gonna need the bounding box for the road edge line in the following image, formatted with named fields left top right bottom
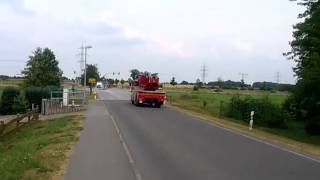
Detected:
left=107, top=109, right=143, bottom=180
left=166, top=105, right=320, bottom=164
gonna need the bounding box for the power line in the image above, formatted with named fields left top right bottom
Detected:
left=200, top=64, right=208, bottom=84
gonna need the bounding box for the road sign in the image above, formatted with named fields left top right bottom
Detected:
left=88, top=78, right=96, bottom=85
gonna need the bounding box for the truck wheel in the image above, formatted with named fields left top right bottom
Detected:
left=134, top=98, right=139, bottom=106
left=156, top=103, right=161, bottom=108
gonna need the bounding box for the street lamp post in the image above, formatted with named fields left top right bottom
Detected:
left=83, top=45, right=92, bottom=89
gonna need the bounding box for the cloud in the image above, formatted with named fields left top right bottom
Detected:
left=0, top=0, right=35, bottom=16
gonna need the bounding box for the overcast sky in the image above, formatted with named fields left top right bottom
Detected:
left=0, top=0, right=302, bottom=84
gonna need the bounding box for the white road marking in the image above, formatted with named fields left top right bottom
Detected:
left=106, top=109, right=143, bottom=180
left=198, top=116, right=320, bottom=164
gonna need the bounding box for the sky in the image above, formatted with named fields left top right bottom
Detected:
left=0, top=0, right=303, bottom=84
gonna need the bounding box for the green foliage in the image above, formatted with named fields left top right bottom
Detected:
left=285, top=0, right=320, bottom=134
left=193, top=85, right=199, bottom=91
left=202, top=100, right=207, bottom=108
left=12, top=93, right=29, bottom=114
left=196, top=78, right=202, bottom=87
left=0, top=86, right=20, bottom=115
left=226, top=95, right=287, bottom=129
left=25, top=86, right=60, bottom=111
left=180, top=80, right=189, bottom=85
left=120, top=79, right=125, bottom=85
left=170, top=77, right=177, bottom=86
left=107, top=78, right=115, bottom=85
left=115, top=79, right=120, bottom=84
left=130, top=69, right=140, bottom=80
left=81, top=64, right=100, bottom=86
left=22, top=47, right=62, bottom=87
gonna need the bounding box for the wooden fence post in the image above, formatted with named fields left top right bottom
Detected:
left=0, top=121, right=4, bottom=135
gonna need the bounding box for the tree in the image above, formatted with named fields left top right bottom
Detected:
left=196, top=78, right=202, bottom=87
left=180, top=80, right=189, bottom=85
left=120, top=79, right=125, bottom=88
left=285, top=0, right=320, bottom=135
left=217, top=77, right=224, bottom=89
left=130, top=69, right=140, bottom=80
left=107, top=79, right=114, bottom=85
left=115, top=79, right=120, bottom=85
left=81, top=64, right=100, bottom=93
left=22, top=47, right=62, bottom=87
left=170, top=77, right=177, bottom=86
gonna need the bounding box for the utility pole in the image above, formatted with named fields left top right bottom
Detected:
left=78, top=44, right=84, bottom=85
left=200, top=64, right=208, bottom=85
left=83, top=45, right=92, bottom=89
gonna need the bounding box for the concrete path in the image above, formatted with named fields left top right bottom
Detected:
left=64, top=100, right=136, bottom=180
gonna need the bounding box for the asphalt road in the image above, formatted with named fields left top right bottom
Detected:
left=66, top=88, right=320, bottom=180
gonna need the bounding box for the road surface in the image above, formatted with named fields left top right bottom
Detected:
left=66, top=88, right=320, bottom=180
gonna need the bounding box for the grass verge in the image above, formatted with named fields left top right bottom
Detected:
left=166, top=89, right=320, bottom=158
left=0, top=115, right=84, bottom=180
left=167, top=104, right=320, bottom=159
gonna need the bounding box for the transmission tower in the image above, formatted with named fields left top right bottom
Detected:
left=200, top=64, right=208, bottom=84
left=239, top=72, right=248, bottom=88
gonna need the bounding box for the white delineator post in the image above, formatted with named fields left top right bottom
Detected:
left=249, top=111, right=254, bottom=131
left=63, top=88, right=68, bottom=106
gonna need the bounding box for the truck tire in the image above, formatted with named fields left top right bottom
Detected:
left=156, top=103, right=161, bottom=108
left=134, top=96, right=139, bottom=106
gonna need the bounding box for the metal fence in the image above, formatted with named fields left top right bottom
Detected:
left=41, top=89, right=86, bottom=115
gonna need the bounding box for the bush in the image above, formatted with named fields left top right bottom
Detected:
left=25, top=86, right=61, bottom=111
left=202, top=100, right=207, bottom=108
left=193, top=85, right=199, bottom=91
left=12, top=93, right=29, bottom=114
left=305, top=115, right=320, bottom=135
left=226, top=95, right=287, bottom=129
left=0, top=86, right=20, bottom=115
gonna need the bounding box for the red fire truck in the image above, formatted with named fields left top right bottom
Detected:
left=130, top=72, right=166, bottom=108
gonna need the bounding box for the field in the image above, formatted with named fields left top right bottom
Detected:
left=166, top=88, right=288, bottom=116
left=0, top=79, right=76, bottom=89
left=165, top=88, right=320, bottom=146
left=0, top=115, right=83, bottom=180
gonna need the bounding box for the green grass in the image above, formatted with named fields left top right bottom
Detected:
left=0, top=79, right=24, bottom=87
left=166, top=88, right=320, bottom=146
left=258, top=121, right=320, bottom=146
left=166, top=88, right=288, bottom=116
left=0, top=115, right=83, bottom=180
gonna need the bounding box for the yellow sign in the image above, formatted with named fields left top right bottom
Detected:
left=88, top=78, right=96, bottom=85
